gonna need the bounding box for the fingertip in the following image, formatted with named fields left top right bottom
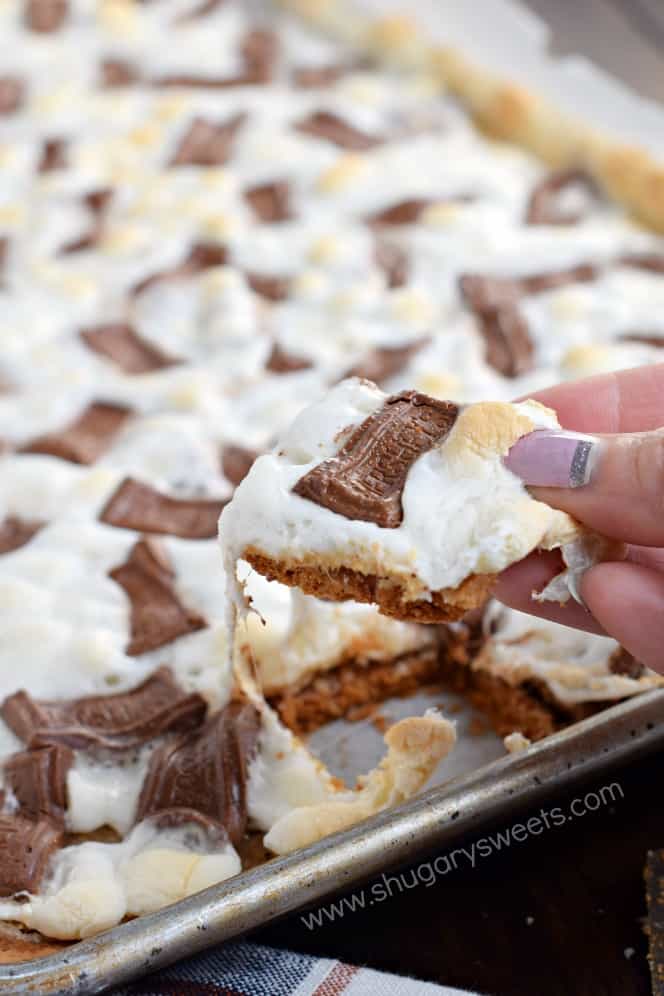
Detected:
left=581, top=561, right=664, bottom=675
left=495, top=550, right=605, bottom=635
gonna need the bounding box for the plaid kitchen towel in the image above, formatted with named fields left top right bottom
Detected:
left=114, top=940, right=481, bottom=995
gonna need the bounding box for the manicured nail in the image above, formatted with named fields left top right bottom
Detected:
left=505, top=430, right=600, bottom=488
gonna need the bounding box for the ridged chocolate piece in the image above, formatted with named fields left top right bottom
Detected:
left=293, top=390, right=459, bottom=528
left=109, top=539, right=208, bottom=655
left=292, top=65, right=347, bottom=88
left=476, top=306, right=534, bottom=378
left=346, top=339, right=429, bottom=386
left=1, top=666, right=207, bottom=749
left=222, top=445, right=259, bottom=487
left=147, top=807, right=230, bottom=848
left=170, top=113, right=246, bottom=167
left=136, top=701, right=261, bottom=846
left=0, top=816, right=62, bottom=898
left=247, top=273, right=291, bottom=303
left=156, top=28, right=278, bottom=87
left=39, top=138, right=67, bottom=172
left=133, top=242, right=228, bottom=296
left=100, top=477, right=226, bottom=539
left=367, top=198, right=432, bottom=227
left=459, top=268, right=596, bottom=378
left=265, top=342, right=311, bottom=374
left=295, top=111, right=381, bottom=151
left=0, top=77, right=24, bottom=116
left=0, top=517, right=45, bottom=555
left=619, top=331, right=664, bottom=348
left=526, top=169, right=599, bottom=225
left=81, top=323, right=182, bottom=374
left=101, top=58, right=140, bottom=87
left=244, top=181, right=292, bottom=223
left=20, top=401, right=132, bottom=465
left=620, top=253, right=664, bottom=274
left=374, top=238, right=409, bottom=289
left=645, top=849, right=664, bottom=996
left=3, top=745, right=73, bottom=825
left=608, top=646, right=645, bottom=679
left=25, top=0, right=68, bottom=32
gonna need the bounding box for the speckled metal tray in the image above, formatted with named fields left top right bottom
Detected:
left=2, top=687, right=663, bottom=995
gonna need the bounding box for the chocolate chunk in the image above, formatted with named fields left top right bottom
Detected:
left=3, top=745, right=73, bottom=825
left=222, top=445, right=259, bottom=487
left=459, top=265, right=598, bottom=312
left=295, top=111, right=381, bottom=151
left=100, top=477, right=226, bottom=539
left=247, top=273, right=291, bottom=302
left=85, top=188, right=114, bottom=217
left=620, top=253, right=664, bottom=275
left=608, top=646, right=645, bottom=679
left=147, top=808, right=230, bottom=849
left=367, top=199, right=432, bottom=227
left=136, top=701, right=261, bottom=846
left=0, top=77, right=25, bottom=116
left=526, top=169, right=600, bottom=225
left=346, top=339, right=429, bottom=387
left=476, top=306, right=534, bottom=378
left=170, top=113, right=246, bottom=167
left=459, top=274, right=522, bottom=313
left=265, top=342, right=312, bottom=373
left=25, top=0, right=68, bottom=32
left=0, top=816, right=62, bottom=897
left=619, top=331, right=664, bottom=348
left=519, top=263, right=598, bottom=295
left=645, top=849, right=664, bottom=996
left=292, top=65, right=347, bottom=88
left=156, top=28, right=278, bottom=88
left=244, top=181, right=292, bottom=223
left=20, top=401, right=132, bottom=465
left=459, top=268, right=597, bottom=378
left=0, top=517, right=45, bottom=555
left=101, top=58, right=140, bottom=87
left=38, top=138, right=67, bottom=173
left=241, top=28, right=279, bottom=84
left=374, top=238, right=409, bottom=289
left=132, top=242, right=228, bottom=296
left=293, top=390, right=459, bottom=527
left=2, top=666, right=207, bottom=750
left=81, top=323, right=182, bottom=374
left=110, top=539, right=207, bottom=655
left=59, top=188, right=113, bottom=255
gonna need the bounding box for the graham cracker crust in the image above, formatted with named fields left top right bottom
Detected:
left=270, top=645, right=442, bottom=733
left=245, top=548, right=496, bottom=623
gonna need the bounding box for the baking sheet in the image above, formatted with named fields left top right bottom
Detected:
left=311, top=687, right=505, bottom=784
left=3, top=689, right=664, bottom=995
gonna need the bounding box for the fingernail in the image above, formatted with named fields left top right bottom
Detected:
left=505, top=430, right=600, bottom=488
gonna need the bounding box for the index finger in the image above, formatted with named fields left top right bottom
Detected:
left=519, top=362, right=664, bottom=434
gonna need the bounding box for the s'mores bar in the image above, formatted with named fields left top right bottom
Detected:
left=1, top=0, right=664, bottom=957
left=465, top=603, right=664, bottom=740
left=220, top=377, right=617, bottom=623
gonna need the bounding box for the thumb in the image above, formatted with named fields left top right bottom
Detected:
left=505, top=426, right=664, bottom=546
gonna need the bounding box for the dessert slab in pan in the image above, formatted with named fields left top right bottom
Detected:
left=2, top=687, right=664, bottom=995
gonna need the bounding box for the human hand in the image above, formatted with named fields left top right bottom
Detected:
left=497, top=363, right=664, bottom=674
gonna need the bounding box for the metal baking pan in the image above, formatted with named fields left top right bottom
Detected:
left=2, top=686, right=664, bottom=995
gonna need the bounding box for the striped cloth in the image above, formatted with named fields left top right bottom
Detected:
left=114, top=941, right=481, bottom=995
